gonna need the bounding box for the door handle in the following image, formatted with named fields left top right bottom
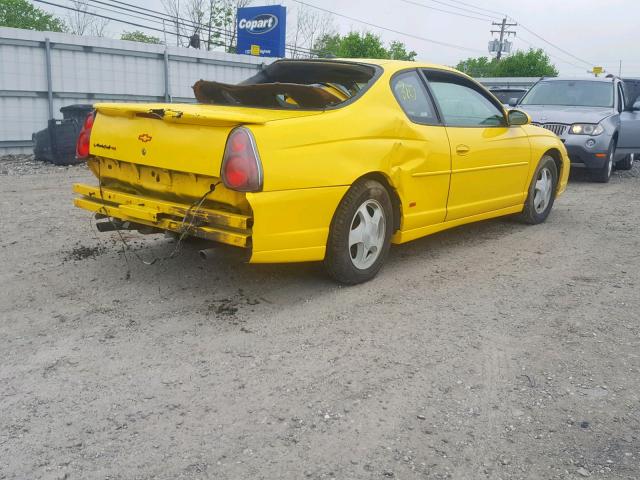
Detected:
left=456, top=144, right=471, bottom=155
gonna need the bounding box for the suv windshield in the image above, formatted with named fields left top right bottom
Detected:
left=520, top=80, right=613, bottom=108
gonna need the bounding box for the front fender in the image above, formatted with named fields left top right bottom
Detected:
left=521, top=126, right=571, bottom=195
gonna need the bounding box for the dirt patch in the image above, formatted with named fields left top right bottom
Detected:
left=62, top=242, right=107, bottom=262
left=1, top=158, right=639, bottom=479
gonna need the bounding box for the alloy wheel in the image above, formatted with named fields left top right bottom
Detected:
left=533, top=167, right=553, bottom=214
left=607, top=149, right=614, bottom=178
left=348, top=199, right=386, bottom=270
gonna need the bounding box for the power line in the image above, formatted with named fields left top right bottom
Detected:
left=40, top=0, right=602, bottom=71
left=35, top=0, right=316, bottom=56
left=92, top=0, right=317, bottom=56
left=292, top=0, right=485, bottom=54
left=95, top=0, right=194, bottom=23
left=517, top=22, right=594, bottom=67
left=415, top=0, right=501, bottom=20
left=516, top=34, right=586, bottom=71
left=299, top=0, right=591, bottom=69
left=85, top=0, right=180, bottom=24
left=80, top=0, right=174, bottom=29
left=438, top=0, right=596, bottom=68
left=397, top=0, right=495, bottom=22
left=95, top=0, right=320, bottom=56
left=442, top=0, right=507, bottom=18
left=33, top=0, right=192, bottom=39
left=88, top=0, right=231, bottom=38
left=83, top=0, right=236, bottom=43
left=85, top=0, right=316, bottom=55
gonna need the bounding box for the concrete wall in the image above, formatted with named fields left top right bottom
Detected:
left=0, top=27, right=274, bottom=154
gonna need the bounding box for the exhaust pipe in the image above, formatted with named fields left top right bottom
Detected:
left=96, top=220, right=129, bottom=232
left=96, top=220, right=159, bottom=234
left=199, top=248, right=218, bottom=260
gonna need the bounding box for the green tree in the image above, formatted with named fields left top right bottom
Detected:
left=455, top=56, right=496, bottom=77
left=388, top=40, right=417, bottom=61
left=121, top=30, right=162, bottom=44
left=0, top=0, right=66, bottom=31
left=494, top=49, right=558, bottom=77
left=455, top=49, right=558, bottom=78
left=313, top=33, right=341, bottom=58
left=314, top=31, right=415, bottom=61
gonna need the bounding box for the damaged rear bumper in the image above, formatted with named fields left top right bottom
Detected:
left=73, top=183, right=252, bottom=248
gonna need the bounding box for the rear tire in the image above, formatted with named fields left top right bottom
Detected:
left=590, top=139, right=615, bottom=182
left=324, top=179, right=393, bottom=285
left=519, top=155, right=558, bottom=225
left=616, top=153, right=634, bottom=171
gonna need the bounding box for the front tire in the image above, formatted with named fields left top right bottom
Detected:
left=591, top=139, right=615, bottom=182
left=519, top=155, right=558, bottom=225
left=324, top=179, right=393, bottom=284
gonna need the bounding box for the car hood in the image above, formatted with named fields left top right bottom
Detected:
left=517, top=105, right=614, bottom=124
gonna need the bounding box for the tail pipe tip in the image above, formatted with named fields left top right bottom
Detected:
left=199, top=248, right=217, bottom=260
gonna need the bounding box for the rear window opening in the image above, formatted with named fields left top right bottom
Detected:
left=192, top=60, right=379, bottom=110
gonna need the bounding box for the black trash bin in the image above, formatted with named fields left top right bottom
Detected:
left=33, top=104, right=94, bottom=165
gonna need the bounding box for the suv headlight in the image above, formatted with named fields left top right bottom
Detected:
left=569, top=123, right=604, bottom=135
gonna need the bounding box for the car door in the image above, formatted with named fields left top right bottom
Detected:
left=617, top=82, right=640, bottom=154
left=423, top=69, right=531, bottom=221
left=389, top=70, right=451, bottom=231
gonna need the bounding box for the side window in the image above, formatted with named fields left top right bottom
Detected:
left=425, top=72, right=506, bottom=127
left=391, top=71, right=439, bottom=125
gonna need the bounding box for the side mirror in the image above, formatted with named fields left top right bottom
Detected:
left=633, top=100, right=640, bottom=111
left=508, top=109, right=531, bottom=126
left=508, top=98, right=519, bottom=107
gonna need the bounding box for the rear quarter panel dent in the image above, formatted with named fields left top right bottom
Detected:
left=246, top=186, right=349, bottom=262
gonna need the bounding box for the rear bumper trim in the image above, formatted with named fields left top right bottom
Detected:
left=73, top=183, right=251, bottom=248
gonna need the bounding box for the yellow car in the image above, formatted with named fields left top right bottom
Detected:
left=73, top=59, right=569, bottom=284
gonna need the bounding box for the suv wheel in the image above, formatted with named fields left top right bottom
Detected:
left=591, top=139, right=615, bottom=183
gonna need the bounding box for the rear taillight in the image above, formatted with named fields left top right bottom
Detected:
left=76, top=112, right=95, bottom=159
left=221, top=127, right=263, bottom=192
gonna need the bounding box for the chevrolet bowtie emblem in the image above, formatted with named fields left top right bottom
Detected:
left=138, top=133, right=152, bottom=142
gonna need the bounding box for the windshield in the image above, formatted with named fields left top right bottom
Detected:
left=491, top=89, right=526, bottom=104
left=520, top=80, right=613, bottom=108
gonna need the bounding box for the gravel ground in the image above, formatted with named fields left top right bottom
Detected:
left=1, top=155, right=639, bottom=480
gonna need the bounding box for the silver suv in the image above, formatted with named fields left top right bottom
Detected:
left=515, top=77, right=640, bottom=182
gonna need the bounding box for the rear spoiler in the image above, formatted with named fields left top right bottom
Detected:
left=94, top=103, right=269, bottom=127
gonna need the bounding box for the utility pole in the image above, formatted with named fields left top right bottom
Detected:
left=163, top=19, right=167, bottom=45
left=491, top=17, right=517, bottom=60
left=207, top=0, right=214, bottom=51
left=176, top=0, right=180, bottom=47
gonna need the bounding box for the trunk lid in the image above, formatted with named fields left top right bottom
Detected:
left=90, top=102, right=322, bottom=176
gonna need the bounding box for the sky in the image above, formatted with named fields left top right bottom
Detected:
left=37, top=0, right=640, bottom=77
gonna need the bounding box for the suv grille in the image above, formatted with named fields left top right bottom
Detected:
left=535, top=123, right=568, bottom=136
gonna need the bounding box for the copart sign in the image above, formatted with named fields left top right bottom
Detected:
left=236, top=5, right=287, bottom=58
